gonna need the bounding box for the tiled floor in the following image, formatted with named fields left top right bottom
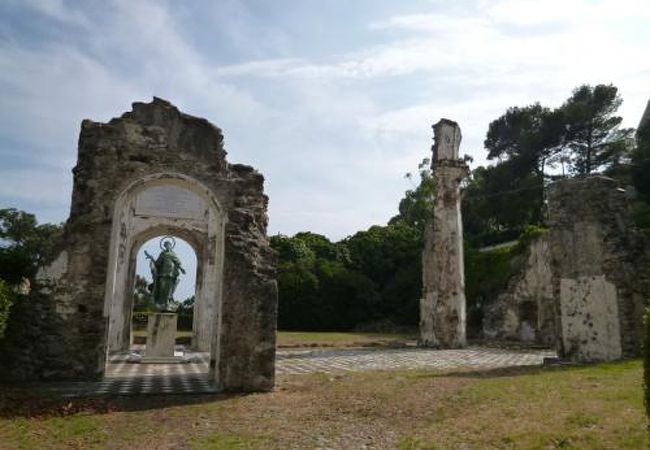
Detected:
left=90, top=345, right=556, bottom=396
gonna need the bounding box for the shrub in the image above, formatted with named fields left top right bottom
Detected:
left=0, top=279, right=15, bottom=340
left=643, top=308, right=650, bottom=422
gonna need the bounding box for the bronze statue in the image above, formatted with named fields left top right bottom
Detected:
left=145, top=236, right=185, bottom=311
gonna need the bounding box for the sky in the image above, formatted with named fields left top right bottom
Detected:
left=1, top=0, right=650, bottom=248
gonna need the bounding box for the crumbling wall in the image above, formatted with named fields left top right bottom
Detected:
left=548, top=176, right=648, bottom=361
left=482, top=237, right=556, bottom=345
left=0, top=98, right=278, bottom=391
left=483, top=176, right=649, bottom=361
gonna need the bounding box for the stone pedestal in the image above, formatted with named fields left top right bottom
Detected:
left=142, top=312, right=180, bottom=363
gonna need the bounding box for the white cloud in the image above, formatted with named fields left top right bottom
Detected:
left=485, top=0, right=650, bottom=26
left=21, top=0, right=90, bottom=27
left=1, top=0, right=649, bottom=240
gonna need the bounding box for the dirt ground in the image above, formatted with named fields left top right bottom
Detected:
left=0, top=360, right=646, bottom=449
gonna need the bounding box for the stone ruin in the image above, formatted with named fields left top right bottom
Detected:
left=419, top=119, right=648, bottom=361
left=483, top=176, right=649, bottom=361
left=0, top=98, right=278, bottom=391
left=420, top=119, right=470, bottom=348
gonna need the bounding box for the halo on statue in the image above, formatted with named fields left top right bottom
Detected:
left=159, top=235, right=177, bottom=250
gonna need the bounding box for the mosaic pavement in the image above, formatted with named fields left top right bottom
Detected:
left=82, top=345, right=556, bottom=396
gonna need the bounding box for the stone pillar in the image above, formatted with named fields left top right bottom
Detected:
left=420, top=119, right=470, bottom=348
left=143, top=313, right=177, bottom=362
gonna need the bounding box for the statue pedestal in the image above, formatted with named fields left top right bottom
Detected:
left=141, top=312, right=185, bottom=363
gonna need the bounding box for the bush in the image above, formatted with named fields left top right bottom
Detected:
left=643, top=308, right=650, bottom=422
left=132, top=310, right=193, bottom=331
left=0, top=279, right=15, bottom=340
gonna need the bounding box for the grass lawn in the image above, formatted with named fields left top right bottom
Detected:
left=276, top=331, right=416, bottom=348
left=132, top=330, right=193, bottom=338
left=0, top=360, right=645, bottom=449
left=131, top=330, right=416, bottom=348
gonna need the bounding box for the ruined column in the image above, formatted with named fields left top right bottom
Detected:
left=420, top=119, right=470, bottom=348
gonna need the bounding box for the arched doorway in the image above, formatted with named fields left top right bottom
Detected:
left=131, top=236, right=198, bottom=352
left=4, top=98, right=277, bottom=392
left=103, top=173, right=225, bottom=377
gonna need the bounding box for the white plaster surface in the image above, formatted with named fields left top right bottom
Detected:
left=135, top=184, right=206, bottom=220
left=420, top=122, right=468, bottom=348
left=560, top=275, right=622, bottom=361
left=105, top=174, right=224, bottom=354
left=433, top=121, right=462, bottom=160
left=145, top=313, right=177, bottom=358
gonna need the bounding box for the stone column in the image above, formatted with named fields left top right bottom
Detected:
left=420, top=119, right=469, bottom=348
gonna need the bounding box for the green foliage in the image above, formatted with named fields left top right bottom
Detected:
left=0, top=208, right=63, bottom=283
left=464, top=226, right=547, bottom=336
left=132, top=275, right=154, bottom=312
left=0, top=279, right=14, bottom=340
left=344, top=222, right=422, bottom=325
left=514, top=225, right=549, bottom=253
left=175, top=295, right=195, bottom=315
left=466, top=83, right=633, bottom=249
left=559, top=84, right=633, bottom=175
left=391, top=158, right=435, bottom=231
left=465, top=246, right=517, bottom=313
left=485, top=103, right=563, bottom=177
left=273, top=213, right=422, bottom=330
left=462, top=164, right=544, bottom=247
left=643, top=309, right=650, bottom=422
left=632, top=121, right=650, bottom=201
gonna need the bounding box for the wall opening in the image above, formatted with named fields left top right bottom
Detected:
left=102, top=173, right=226, bottom=387
left=131, top=236, right=198, bottom=351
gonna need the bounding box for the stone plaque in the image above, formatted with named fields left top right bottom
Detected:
left=135, top=185, right=205, bottom=219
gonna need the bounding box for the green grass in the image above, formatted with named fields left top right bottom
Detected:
left=399, top=360, right=647, bottom=449
left=129, top=330, right=415, bottom=348
left=132, top=330, right=193, bottom=338
left=0, top=360, right=645, bottom=449
left=276, top=330, right=415, bottom=347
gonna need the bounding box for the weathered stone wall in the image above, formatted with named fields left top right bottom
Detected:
left=547, top=176, right=648, bottom=361
left=482, top=176, right=649, bottom=361
left=482, top=237, right=556, bottom=346
left=0, top=98, right=278, bottom=391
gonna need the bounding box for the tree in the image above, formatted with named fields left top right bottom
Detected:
left=344, top=222, right=422, bottom=325
left=485, top=103, right=564, bottom=180
left=559, top=84, right=633, bottom=175
left=390, top=158, right=435, bottom=231
left=0, top=208, right=63, bottom=283
left=462, top=163, right=543, bottom=247
left=133, top=274, right=154, bottom=311
left=632, top=121, right=650, bottom=199
left=0, top=279, right=14, bottom=340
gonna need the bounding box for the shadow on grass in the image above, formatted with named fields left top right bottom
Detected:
left=409, top=358, right=639, bottom=381
left=0, top=388, right=250, bottom=419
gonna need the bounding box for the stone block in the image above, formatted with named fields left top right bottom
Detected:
left=145, top=313, right=177, bottom=359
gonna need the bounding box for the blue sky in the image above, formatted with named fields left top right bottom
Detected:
left=1, top=0, right=649, bottom=245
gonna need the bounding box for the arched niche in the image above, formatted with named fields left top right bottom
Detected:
left=104, top=173, right=225, bottom=357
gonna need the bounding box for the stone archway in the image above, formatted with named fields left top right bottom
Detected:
left=104, top=173, right=225, bottom=356
left=0, top=98, right=278, bottom=392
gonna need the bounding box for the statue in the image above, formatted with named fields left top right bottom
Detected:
left=144, top=236, right=185, bottom=311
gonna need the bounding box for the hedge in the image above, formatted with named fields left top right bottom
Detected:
left=643, top=308, right=650, bottom=422
left=0, top=279, right=15, bottom=340
left=132, top=311, right=193, bottom=331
